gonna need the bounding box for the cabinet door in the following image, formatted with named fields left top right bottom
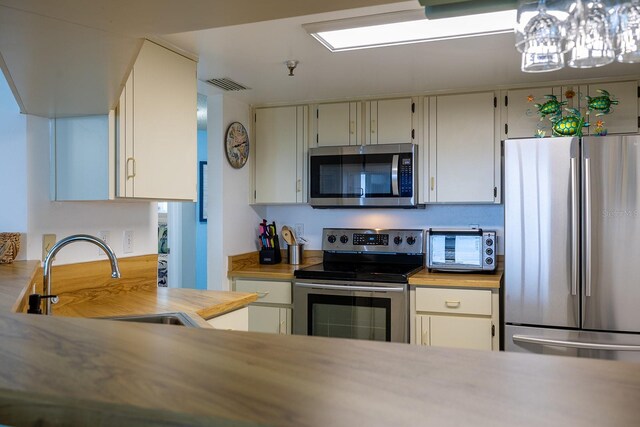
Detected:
left=254, top=106, right=307, bottom=203
left=586, top=81, right=638, bottom=135
left=429, top=315, right=492, bottom=350
left=248, top=306, right=290, bottom=334
left=505, top=87, right=558, bottom=138
left=122, top=41, right=197, bottom=200
left=207, top=307, right=249, bottom=331
left=367, top=98, right=413, bottom=144
left=317, top=102, right=359, bottom=146
left=433, top=92, right=496, bottom=203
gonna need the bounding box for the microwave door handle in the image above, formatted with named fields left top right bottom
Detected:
left=391, top=154, right=399, bottom=196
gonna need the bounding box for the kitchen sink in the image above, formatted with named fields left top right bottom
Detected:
left=101, top=312, right=200, bottom=327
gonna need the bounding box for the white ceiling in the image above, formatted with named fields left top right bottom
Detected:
left=162, top=1, right=640, bottom=107
left=1, top=0, right=639, bottom=116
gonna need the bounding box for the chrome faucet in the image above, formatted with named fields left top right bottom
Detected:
left=42, top=234, right=121, bottom=315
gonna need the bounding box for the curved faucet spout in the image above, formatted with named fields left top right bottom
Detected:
left=42, top=234, right=121, bottom=315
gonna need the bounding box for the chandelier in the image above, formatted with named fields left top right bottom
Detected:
left=516, top=0, right=640, bottom=72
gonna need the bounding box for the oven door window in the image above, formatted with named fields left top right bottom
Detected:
left=310, top=154, right=394, bottom=198
left=308, top=293, right=391, bottom=341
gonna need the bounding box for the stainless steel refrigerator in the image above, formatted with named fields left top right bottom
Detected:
left=505, top=135, right=640, bottom=361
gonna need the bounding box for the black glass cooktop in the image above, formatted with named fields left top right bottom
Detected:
left=294, top=261, right=423, bottom=284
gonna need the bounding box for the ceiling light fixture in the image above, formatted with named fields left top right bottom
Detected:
left=303, top=8, right=517, bottom=52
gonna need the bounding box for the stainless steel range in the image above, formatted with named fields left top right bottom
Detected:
left=293, top=228, right=425, bottom=343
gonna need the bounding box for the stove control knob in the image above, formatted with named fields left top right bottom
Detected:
left=327, top=235, right=336, bottom=244
left=406, top=236, right=416, bottom=246
left=340, top=235, right=349, bottom=244
left=394, top=236, right=403, bottom=245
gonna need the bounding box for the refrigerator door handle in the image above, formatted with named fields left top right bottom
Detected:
left=570, top=157, right=579, bottom=296
left=584, top=157, right=592, bottom=297
left=513, top=335, right=640, bottom=351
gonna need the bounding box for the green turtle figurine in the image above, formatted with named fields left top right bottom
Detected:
left=585, top=89, right=619, bottom=115
left=535, top=95, right=567, bottom=119
left=552, top=108, right=589, bottom=137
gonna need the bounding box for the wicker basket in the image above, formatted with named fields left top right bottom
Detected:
left=0, top=233, right=21, bottom=264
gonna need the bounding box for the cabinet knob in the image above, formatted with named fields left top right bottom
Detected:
left=350, top=120, right=355, bottom=135
left=296, top=179, right=301, bottom=192
left=371, top=119, right=376, bottom=134
left=280, top=319, right=286, bottom=334
left=127, top=157, right=136, bottom=180
left=430, top=177, right=435, bottom=191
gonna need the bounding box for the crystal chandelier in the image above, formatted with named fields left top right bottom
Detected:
left=515, top=0, right=640, bottom=72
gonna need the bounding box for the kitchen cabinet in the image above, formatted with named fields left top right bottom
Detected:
left=254, top=105, right=308, bottom=204
left=315, top=102, right=361, bottom=147
left=51, top=113, right=115, bottom=201
left=233, top=279, right=292, bottom=334
left=413, top=287, right=498, bottom=351
left=365, top=98, right=414, bottom=145
left=584, top=81, right=638, bottom=135
left=427, top=91, right=499, bottom=203
left=117, top=40, right=197, bottom=200
left=206, top=307, right=249, bottom=331
left=502, top=86, right=560, bottom=139
left=51, top=40, right=197, bottom=201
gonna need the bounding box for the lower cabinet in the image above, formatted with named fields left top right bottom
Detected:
left=413, top=287, right=499, bottom=351
left=207, top=307, right=249, bottom=331
left=233, top=279, right=292, bottom=335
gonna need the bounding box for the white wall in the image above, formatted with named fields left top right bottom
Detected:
left=0, top=73, right=27, bottom=236
left=24, top=116, right=158, bottom=265
left=266, top=204, right=505, bottom=254
left=203, top=85, right=262, bottom=290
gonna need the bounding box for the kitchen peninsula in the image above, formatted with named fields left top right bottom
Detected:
left=0, top=261, right=639, bottom=425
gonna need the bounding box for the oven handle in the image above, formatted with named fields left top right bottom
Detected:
left=295, top=282, right=405, bottom=293
left=391, top=154, right=399, bottom=196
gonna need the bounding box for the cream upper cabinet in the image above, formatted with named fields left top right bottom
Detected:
left=428, top=92, right=498, bottom=203
left=366, top=98, right=415, bottom=145
left=315, top=102, right=361, bottom=147
left=584, top=81, right=638, bottom=135
left=413, top=287, right=498, bottom=351
left=117, top=40, right=197, bottom=200
left=254, top=105, right=308, bottom=204
left=503, top=87, right=560, bottom=139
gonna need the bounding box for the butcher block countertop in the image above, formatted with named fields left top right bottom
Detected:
left=0, top=258, right=257, bottom=322
left=409, top=268, right=503, bottom=289
left=0, top=312, right=639, bottom=426
left=228, top=250, right=323, bottom=280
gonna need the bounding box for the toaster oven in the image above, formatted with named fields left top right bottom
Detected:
left=426, top=228, right=496, bottom=272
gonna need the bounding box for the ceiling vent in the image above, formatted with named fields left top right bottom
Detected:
left=205, top=77, right=250, bottom=91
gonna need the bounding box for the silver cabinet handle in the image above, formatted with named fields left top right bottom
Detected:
left=584, top=157, right=592, bottom=297
left=391, top=154, right=399, bottom=196
left=256, top=291, right=270, bottom=299
left=570, top=157, right=579, bottom=296
left=295, top=282, right=404, bottom=293
left=513, top=335, right=640, bottom=351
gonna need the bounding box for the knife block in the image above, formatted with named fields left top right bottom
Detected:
left=259, top=236, right=282, bottom=265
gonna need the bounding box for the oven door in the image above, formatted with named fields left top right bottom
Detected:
left=293, top=281, right=408, bottom=343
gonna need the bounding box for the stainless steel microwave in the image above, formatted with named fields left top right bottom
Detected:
left=426, top=228, right=496, bottom=272
left=308, top=143, right=417, bottom=208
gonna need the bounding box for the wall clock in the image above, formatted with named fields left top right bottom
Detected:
left=225, top=122, right=249, bottom=169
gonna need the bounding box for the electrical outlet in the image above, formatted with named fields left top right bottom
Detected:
left=294, top=223, right=304, bottom=238
left=42, top=234, right=56, bottom=261
left=97, top=231, right=110, bottom=256
left=123, top=230, right=134, bottom=254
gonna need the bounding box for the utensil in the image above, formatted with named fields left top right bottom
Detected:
left=281, top=226, right=296, bottom=245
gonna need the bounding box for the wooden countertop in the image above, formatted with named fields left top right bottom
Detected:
left=53, top=287, right=257, bottom=321
left=0, top=258, right=257, bottom=322
left=409, top=268, right=503, bottom=289
left=0, top=312, right=639, bottom=426
left=228, top=250, right=323, bottom=280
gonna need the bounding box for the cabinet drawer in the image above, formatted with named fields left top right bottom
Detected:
left=415, top=288, right=491, bottom=316
left=235, top=280, right=291, bottom=304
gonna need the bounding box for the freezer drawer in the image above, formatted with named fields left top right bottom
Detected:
left=506, top=325, right=640, bottom=362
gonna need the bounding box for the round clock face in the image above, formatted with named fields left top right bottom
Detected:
left=225, top=122, right=249, bottom=169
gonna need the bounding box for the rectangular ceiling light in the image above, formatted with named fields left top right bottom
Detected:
left=303, top=9, right=517, bottom=52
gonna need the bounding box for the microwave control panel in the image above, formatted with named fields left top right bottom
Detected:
left=399, top=155, right=413, bottom=197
